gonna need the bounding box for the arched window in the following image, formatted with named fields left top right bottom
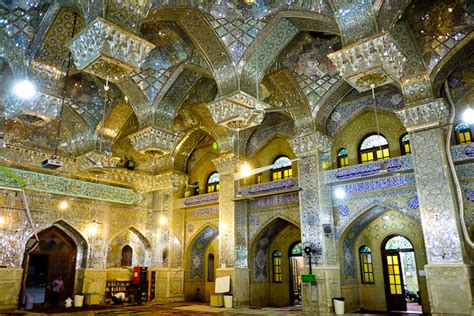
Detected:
left=455, top=123, right=472, bottom=144
left=206, top=172, right=220, bottom=193
left=291, top=242, right=303, bottom=256
left=207, top=253, right=215, bottom=282
left=121, top=245, right=133, bottom=267
left=359, top=245, right=374, bottom=283
left=400, top=133, right=410, bottom=155
left=272, top=156, right=293, bottom=181
left=384, top=235, right=413, bottom=250
left=273, top=250, right=282, bottom=282
left=337, top=148, right=349, bottom=168
left=359, top=134, right=390, bottom=163
left=193, top=182, right=200, bottom=195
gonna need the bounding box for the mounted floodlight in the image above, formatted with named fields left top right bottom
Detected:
left=233, top=158, right=300, bottom=180
left=240, top=162, right=252, bottom=178
left=462, top=107, right=474, bottom=125
left=12, top=79, right=37, bottom=100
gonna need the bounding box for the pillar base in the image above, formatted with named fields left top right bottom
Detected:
left=216, top=268, right=249, bottom=307
left=76, top=268, right=108, bottom=301
left=302, top=266, right=341, bottom=314
left=0, top=268, right=22, bottom=311
left=154, top=268, right=185, bottom=303
left=425, top=264, right=473, bottom=315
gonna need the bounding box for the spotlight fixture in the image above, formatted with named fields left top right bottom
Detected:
left=239, top=162, right=251, bottom=178
left=12, top=79, right=37, bottom=100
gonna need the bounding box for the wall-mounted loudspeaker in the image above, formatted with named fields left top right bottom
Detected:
left=322, top=224, right=333, bottom=235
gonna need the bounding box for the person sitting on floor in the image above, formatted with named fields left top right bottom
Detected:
left=112, top=292, right=126, bottom=305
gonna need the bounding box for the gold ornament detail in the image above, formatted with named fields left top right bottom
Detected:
left=356, top=73, right=389, bottom=88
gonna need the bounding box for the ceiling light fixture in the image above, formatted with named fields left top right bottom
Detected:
left=12, top=79, right=37, bottom=100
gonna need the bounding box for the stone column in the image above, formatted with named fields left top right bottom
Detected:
left=79, top=216, right=109, bottom=299
left=212, top=153, right=250, bottom=306
left=151, top=171, right=188, bottom=302
left=0, top=268, right=22, bottom=310
left=396, top=99, right=473, bottom=315
left=290, top=131, right=340, bottom=313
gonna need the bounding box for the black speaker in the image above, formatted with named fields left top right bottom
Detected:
left=322, top=224, right=333, bottom=235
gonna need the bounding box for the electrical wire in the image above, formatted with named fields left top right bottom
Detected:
left=21, top=190, right=39, bottom=253
left=53, top=13, right=78, bottom=157
left=444, top=81, right=474, bottom=249
left=371, top=84, right=385, bottom=162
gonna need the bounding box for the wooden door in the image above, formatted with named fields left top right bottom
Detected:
left=24, top=226, right=77, bottom=306
left=46, top=254, right=75, bottom=303
left=289, top=256, right=303, bottom=305
left=382, top=251, right=406, bottom=311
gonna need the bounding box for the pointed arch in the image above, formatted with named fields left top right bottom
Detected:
left=186, top=224, right=219, bottom=281
left=431, top=34, right=474, bottom=96
left=25, top=220, right=88, bottom=269
left=338, top=205, right=422, bottom=282
left=250, top=216, right=300, bottom=283
left=246, top=121, right=295, bottom=158
left=106, top=226, right=151, bottom=268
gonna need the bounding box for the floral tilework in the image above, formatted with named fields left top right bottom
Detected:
left=188, top=226, right=218, bottom=281
left=339, top=205, right=349, bottom=217
left=325, top=155, right=413, bottom=183
left=407, top=196, right=419, bottom=209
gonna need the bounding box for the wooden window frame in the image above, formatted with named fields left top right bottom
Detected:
left=271, top=156, right=293, bottom=181
left=455, top=123, right=472, bottom=144
left=400, top=133, right=410, bottom=155
left=359, top=245, right=374, bottom=284
left=273, top=250, right=282, bottom=283
left=337, top=148, right=349, bottom=168
left=206, top=172, right=220, bottom=193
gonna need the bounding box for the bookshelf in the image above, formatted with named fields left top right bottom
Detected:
left=148, top=270, right=156, bottom=301
left=104, top=280, right=134, bottom=304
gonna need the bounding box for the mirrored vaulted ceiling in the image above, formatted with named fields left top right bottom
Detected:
left=0, top=0, right=472, bottom=191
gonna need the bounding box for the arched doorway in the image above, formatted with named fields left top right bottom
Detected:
left=382, top=235, right=421, bottom=313
left=185, top=226, right=219, bottom=302
left=23, top=226, right=77, bottom=306
left=288, top=241, right=303, bottom=305
left=250, top=217, right=301, bottom=307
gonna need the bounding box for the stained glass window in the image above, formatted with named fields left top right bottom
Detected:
left=360, top=135, right=389, bottom=150
left=273, top=250, right=282, bottom=282
left=400, top=133, right=411, bottom=155
left=337, top=148, right=349, bottom=168
left=206, top=172, right=220, bottom=193
left=455, top=123, right=472, bottom=144
left=384, top=235, right=413, bottom=250
left=273, top=156, right=292, bottom=168
left=272, top=156, right=293, bottom=180
left=359, top=245, right=374, bottom=283
left=291, top=242, right=303, bottom=256
left=359, top=134, right=390, bottom=163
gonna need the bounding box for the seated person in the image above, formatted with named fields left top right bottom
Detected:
left=112, top=292, right=126, bottom=305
